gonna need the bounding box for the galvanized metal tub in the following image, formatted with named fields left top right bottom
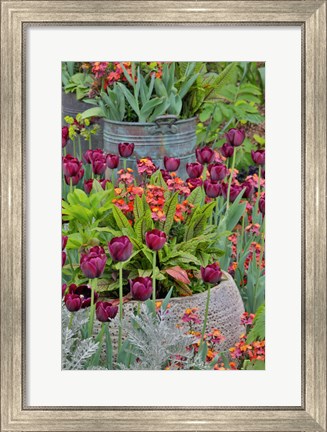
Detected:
left=103, top=115, right=197, bottom=179
left=62, top=92, right=103, bottom=152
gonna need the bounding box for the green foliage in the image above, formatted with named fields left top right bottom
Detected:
left=247, top=304, right=265, bottom=343
left=64, top=72, right=93, bottom=100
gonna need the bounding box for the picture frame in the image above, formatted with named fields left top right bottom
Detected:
left=0, top=1, right=326, bottom=431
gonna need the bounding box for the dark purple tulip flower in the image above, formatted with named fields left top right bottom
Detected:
left=96, top=301, right=118, bottom=322
left=106, top=154, right=120, bottom=169
left=204, top=179, right=222, bottom=198
left=208, top=162, right=229, bottom=181
left=145, top=229, right=167, bottom=251
left=84, top=179, right=94, bottom=194
left=242, top=180, right=255, bottom=199
left=130, top=277, right=153, bottom=301
left=164, top=156, right=180, bottom=172
left=225, top=128, right=245, bottom=147
left=101, top=179, right=111, bottom=190
left=80, top=246, right=107, bottom=279
left=64, top=168, right=84, bottom=186
left=65, top=293, right=82, bottom=312
left=91, top=154, right=107, bottom=175
left=62, top=283, right=67, bottom=298
left=195, top=146, right=215, bottom=165
left=220, top=143, right=234, bottom=158
left=108, top=236, right=133, bottom=262
left=118, top=142, right=135, bottom=158
left=201, top=263, right=223, bottom=284
left=62, top=235, right=68, bottom=250
left=62, top=126, right=69, bottom=148
left=222, top=183, right=243, bottom=202
left=259, top=195, right=265, bottom=215
left=160, top=169, right=172, bottom=183
left=62, top=251, right=66, bottom=267
left=186, top=162, right=203, bottom=179
left=68, top=283, right=99, bottom=308
left=251, top=149, right=265, bottom=166
left=186, top=177, right=203, bottom=191
left=62, top=154, right=83, bottom=177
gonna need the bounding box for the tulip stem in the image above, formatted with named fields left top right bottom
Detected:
left=254, top=165, right=262, bottom=216
left=152, top=251, right=157, bottom=311
left=111, top=170, right=115, bottom=186
left=226, top=148, right=236, bottom=209
left=199, top=284, right=211, bottom=351
left=73, top=139, right=76, bottom=158
left=118, top=264, right=123, bottom=352
left=68, top=313, right=74, bottom=330
left=123, top=159, right=127, bottom=171
left=78, top=135, right=82, bottom=161
left=69, top=177, right=73, bottom=194
left=88, top=136, right=92, bottom=151
left=88, top=278, right=97, bottom=338
left=214, top=197, right=219, bottom=225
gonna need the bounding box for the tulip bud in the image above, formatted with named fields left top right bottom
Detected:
left=91, top=154, right=107, bottom=175
left=195, top=146, right=215, bottom=164
left=62, top=235, right=68, bottom=250
left=96, top=301, right=118, bottom=322
left=201, top=263, right=223, bottom=284
left=80, top=246, right=107, bottom=279
left=225, top=128, right=245, bottom=147
left=220, top=143, right=234, bottom=158
left=160, top=169, right=172, bottom=183
left=84, top=179, right=94, bottom=194
left=164, top=156, right=180, bottom=172
left=62, top=251, right=66, bottom=267
left=100, top=179, right=111, bottom=190
left=108, top=236, right=133, bottom=262
left=251, top=149, right=265, bottom=165
left=68, top=284, right=99, bottom=308
left=222, top=183, right=243, bottom=202
left=242, top=180, right=255, bottom=199
left=62, top=154, right=83, bottom=177
left=62, top=126, right=69, bottom=148
left=118, top=142, right=135, bottom=158
left=208, top=163, right=229, bottom=181
left=204, top=180, right=222, bottom=198
left=186, top=162, right=203, bottom=179
left=65, top=293, right=82, bottom=312
left=106, top=154, right=120, bottom=169
left=145, top=229, right=167, bottom=251
left=186, top=177, right=203, bottom=191
left=130, top=277, right=153, bottom=301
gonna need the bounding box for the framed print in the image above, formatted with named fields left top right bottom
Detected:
left=0, top=1, right=326, bottom=431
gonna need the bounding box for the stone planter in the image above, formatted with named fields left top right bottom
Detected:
left=97, top=272, right=245, bottom=353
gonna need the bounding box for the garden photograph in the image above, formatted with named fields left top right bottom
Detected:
left=61, top=61, right=266, bottom=371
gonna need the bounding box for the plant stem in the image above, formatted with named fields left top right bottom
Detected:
left=118, top=263, right=123, bottom=352
left=111, top=170, right=115, bottom=186
left=69, top=177, right=73, bottom=194
left=63, top=147, right=67, bottom=157
left=68, top=313, right=74, bottom=330
left=214, top=197, right=219, bottom=225
left=137, top=302, right=141, bottom=316
left=254, top=165, right=262, bottom=215
left=226, top=148, right=237, bottom=209
left=88, top=136, right=92, bottom=150
left=123, top=159, right=127, bottom=171
left=88, top=278, right=97, bottom=337
left=199, top=284, right=211, bottom=350
left=152, top=251, right=157, bottom=311
left=78, top=135, right=82, bottom=161
left=73, top=139, right=76, bottom=158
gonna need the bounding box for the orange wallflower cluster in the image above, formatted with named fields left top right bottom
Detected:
left=166, top=173, right=191, bottom=196
left=174, top=200, right=194, bottom=222
left=229, top=333, right=265, bottom=362
left=145, top=184, right=166, bottom=222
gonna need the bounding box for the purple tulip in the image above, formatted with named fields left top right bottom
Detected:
left=62, top=251, right=66, bottom=267
left=91, top=153, right=107, bottom=175
left=195, top=146, right=215, bottom=164
left=186, top=177, right=203, bottom=191
left=62, top=235, right=68, bottom=250
left=62, top=126, right=69, bottom=148
left=164, top=156, right=180, bottom=172
left=186, top=162, right=203, bottom=179
left=64, top=168, right=84, bottom=186
left=65, top=293, right=82, bottom=312
left=242, top=180, right=255, bottom=199
left=83, top=149, right=104, bottom=165
left=208, top=162, right=229, bottom=181
left=130, top=277, right=153, bottom=301
left=118, top=142, right=135, bottom=158
left=204, top=179, right=222, bottom=198
left=106, top=154, right=120, bottom=169
left=80, top=246, right=107, bottom=279
left=108, top=236, right=133, bottom=262
left=62, top=154, right=83, bottom=177
left=100, top=179, right=111, bottom=190
left=84, top=179, right=94, bottom=194
left=222, top=183, right=243, bottom=202
left=96, top=301, right=118, bottom=322
left=251, top=149, right=265, bottom=165
left=259, top=195, right=265, bottom=215
left=225, top=128, right=245, bottom=147
left=220, top=143, right=234, bottom=158
left=160, top=169, right=172, bottom=183
left=145, top=229, right=167, bottom=251
left=201, top=263, right=223, bottom=284
left=68, top=283, right=99, bottom=308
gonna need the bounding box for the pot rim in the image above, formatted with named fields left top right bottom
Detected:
left=103, top=116, right=197, bottom=127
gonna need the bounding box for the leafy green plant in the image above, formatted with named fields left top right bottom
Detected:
left=64, top=72, right=94, bottom=100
